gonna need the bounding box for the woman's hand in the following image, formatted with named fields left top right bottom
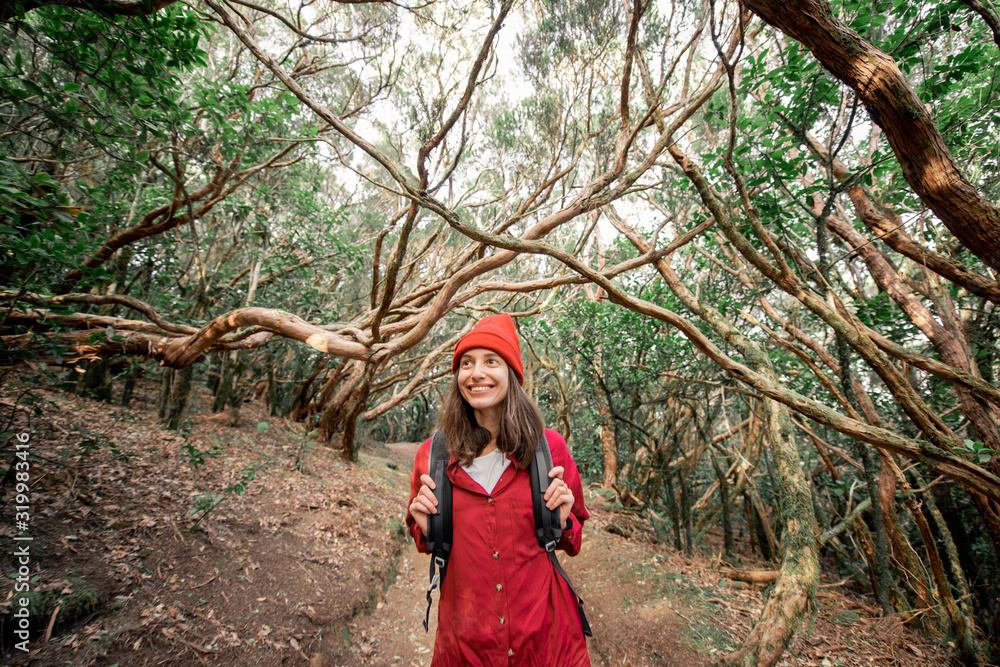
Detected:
left=545, top=466, right=574, bottom=530
left=408, top=474, right=437, bottom=535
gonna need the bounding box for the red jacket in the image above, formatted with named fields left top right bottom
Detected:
left=406, top=429, right=591, bottom=666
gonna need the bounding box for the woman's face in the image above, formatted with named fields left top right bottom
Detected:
left=456, top=347, right=510, bottom=417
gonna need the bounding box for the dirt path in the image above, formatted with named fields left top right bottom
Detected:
left=333, top=443, right=710, bottom=667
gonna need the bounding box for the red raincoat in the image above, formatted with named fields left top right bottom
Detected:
left=406, top=429, right=591, bottom=666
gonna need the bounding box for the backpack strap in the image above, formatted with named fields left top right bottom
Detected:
left=423, top=431, right=452, bottom=632
left=529, top=434, right=594, bottom=638
left=530, top=435, right=563, bottom=549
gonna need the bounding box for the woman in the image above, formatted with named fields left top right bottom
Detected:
left=406, top=313, right=591, bottom=666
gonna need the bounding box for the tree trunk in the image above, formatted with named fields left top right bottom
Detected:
left=836, top=332, right=894, bottom=616
left=744, top=493, right=759, bottom=556
left=724, top=569, right=780, bottom=585
left=119, top=376, right=136, bottom=407
left=928, top=481, right=978, bottom=604
left=593, top=350, right=617, bottom=489
left=301, top=357, right=350, bottom=426
left=900, top=467, right=979, bottom=663
left=206, top=354, right=222, bottom=395
left=119, top=368, right=136, bottom=407
left=851, top=507, right=880, bottom=598
left=678, top=469, right=694, bottom=557
left=710, top=448, right=736, bottom=561
left=761, top=448, right=782, bottom=543
left=166, top=365, right=194, bottom=430
left=81, top=358, right=113, bottom=402
left=878, top=454, right=934, bottom=624
left=318, top=361, right=374, bottom=460
left=158, top=368, right=173, bottom=421
left=854, top=436, right=893, bottom=616
left=912, top=508, right=978, bottom=665
left=600, top=421, right=617, bottom=490
left=289, top=354, right=327, bottom=419
left=318, top=362, right=364, bottom=443
left=212, top=352, right=237, bottom=413
left=748, top=487, right=777, bottom=562
left=723, top=397, right=819, bottom=667
left=929, top=480, right=996, bottom=656
left=265, top=352, right=278, bottom=416
left=664, top=474, right=683, bottom=551
left=337, top=374, right=372, bottom=462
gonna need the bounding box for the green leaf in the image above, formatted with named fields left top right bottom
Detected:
left=64, top=82, right=83, bottom=92
left=21, top=79, right=45, bottom=97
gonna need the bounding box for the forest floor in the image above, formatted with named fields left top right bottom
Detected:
left=0, top=376, right=953, bottom=666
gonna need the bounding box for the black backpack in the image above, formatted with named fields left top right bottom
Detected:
left=422, top=431, right=593, bottom=637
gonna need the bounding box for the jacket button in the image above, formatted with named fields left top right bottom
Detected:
left=492, top=551, right=499, bottom=559
left=496, top=583, right=502, bottom=592
left=508, top=649, right=514, bottom=657
left=499, top=616, right=505, bottom=624
left=487, top=497, right=493, bottom=504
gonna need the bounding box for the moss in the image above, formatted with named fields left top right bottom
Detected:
left=21, top=590, right=50, bottom=627
left=833, top=29, right=868, bottom=58
left=63, top=576, right=99, bottom=619
left=386, top=517, right=407, bottom=542
left=21, top=575, right=99, bottom=633
left=682, top=620, right=733, bottom=654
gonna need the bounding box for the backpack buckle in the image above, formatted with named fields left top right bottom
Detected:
left=544, top=540, right=557, bottom=553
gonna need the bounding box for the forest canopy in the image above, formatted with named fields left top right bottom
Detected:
left=2, top=0, right=1000, bottom=664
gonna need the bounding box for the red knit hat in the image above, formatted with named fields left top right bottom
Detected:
left=451, top=313, right=524, bottom=384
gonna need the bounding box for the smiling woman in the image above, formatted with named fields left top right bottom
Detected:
left=456, top=349, right=510, bottom=425
left=405, top=313, right=591, bottom=666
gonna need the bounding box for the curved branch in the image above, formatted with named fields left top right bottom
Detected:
left=361, top=324, right=471, bottom=421
left=959, top=0, right=1000, bottom=49
left=157, top=307, right=370, bottom=366
left=225, top=0, right=365, bottom=45
left=0, top=291, right=196, bottom=334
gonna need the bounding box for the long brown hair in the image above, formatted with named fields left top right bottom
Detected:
left=436, top=370, right=545, bottom=469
